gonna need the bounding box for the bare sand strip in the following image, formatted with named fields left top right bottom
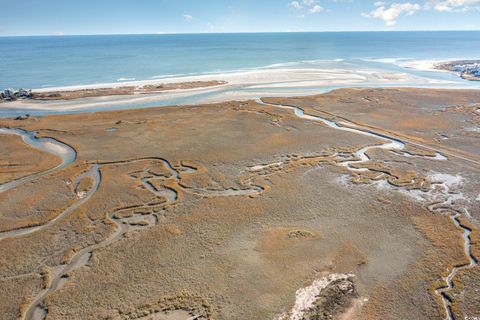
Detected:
left=1, top=66, right=465, bottom=115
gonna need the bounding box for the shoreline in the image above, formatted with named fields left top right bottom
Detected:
left=3, top=57, right=473, bottom=93
left=2, top=84, right=480, bottom=118
left=28, top=80, right=227, bottom=100
left=2, top=62, right=478, bottom=117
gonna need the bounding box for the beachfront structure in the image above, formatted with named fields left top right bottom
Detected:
left=452, top=63, right=480, bottom=78
left=453, top=65, right=466, bottom=72
left=470, top=64, right=480, bottom=76
left=3, top=88, right=15, bottom=100
left=1, top=88, right=32, bottom=100
left=465, top=64, right=480, bottom=78
left=18, top=88, right=31, bottom=98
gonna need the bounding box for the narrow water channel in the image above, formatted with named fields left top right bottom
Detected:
left=0, top=127, right=76, bottom=193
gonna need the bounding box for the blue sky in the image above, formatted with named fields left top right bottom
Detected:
left=0, top=0, right=479, bottom=36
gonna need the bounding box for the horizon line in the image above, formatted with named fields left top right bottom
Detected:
left=1, top=29, right=480, bottom=38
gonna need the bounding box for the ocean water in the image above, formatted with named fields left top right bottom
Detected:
left=1, top=31, right=480, bottom=89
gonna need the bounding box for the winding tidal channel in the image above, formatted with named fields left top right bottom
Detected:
left=0, top=128, right=76, bottom=194
left=0, top=97, right=478, bottom=320
left=256, top=99, right=478, bottom=320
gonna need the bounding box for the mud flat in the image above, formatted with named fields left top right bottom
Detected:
left=0, top=88, right=479, bottom=320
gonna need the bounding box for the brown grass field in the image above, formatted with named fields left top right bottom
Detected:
left=1, top=88, right=479, bottom=320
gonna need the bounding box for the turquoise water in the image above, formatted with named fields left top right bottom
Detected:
left=1, top=31, right=480, bottom=89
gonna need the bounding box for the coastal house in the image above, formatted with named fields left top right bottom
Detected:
left=3, top=88, right=15, bottom=100
left=453, top=65, right=466, bottom=72
left=452, top=62, right=480, bottom=79
left=473, top=65, right=480, bottom=74
left=18, top=88, right=31, bottom=98
left=465, top=64, right=480, bottom=77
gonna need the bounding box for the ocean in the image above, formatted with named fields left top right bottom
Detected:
left=1, top=31, right=480, bottom=89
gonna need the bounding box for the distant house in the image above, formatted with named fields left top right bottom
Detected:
left=466, top=64, right=480, bottom=77
left=3, top=88, right=15, bottom=100
left=18, top=88, right=31, bottom=98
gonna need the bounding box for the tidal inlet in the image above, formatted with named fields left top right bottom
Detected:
left=1, top=2, right=480, bottom=320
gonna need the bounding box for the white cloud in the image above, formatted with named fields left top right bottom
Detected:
left=362, top=2, right=421, bottom=26
left=425, top=0, right=480, bottom=12
left=183, top=14, right=193, bottom=21
left=309, top=4, right=325, bottom=13
left=290, top=0, right=325, bottom=14
left=290, top=1, right=303, bottom=9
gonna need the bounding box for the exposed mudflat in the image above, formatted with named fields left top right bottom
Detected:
left=0, top=88, right=479, bottom=320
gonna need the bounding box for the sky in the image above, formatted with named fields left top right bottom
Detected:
left=0, top=0, right=479, bottom=36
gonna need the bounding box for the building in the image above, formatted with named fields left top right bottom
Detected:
left=3, top=88, right=15, bottom=100
left=453, top=65, right=466, bottom=72
left=465, top=64, right=480, bottom=77
left=18, top=88, right=31, bottom=98
left=451, top=62, right=480, bottom=79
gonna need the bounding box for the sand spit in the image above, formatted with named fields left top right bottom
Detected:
left=30, top=81, right=227, bottom=100
left=1, top=65, right=465, bottom=117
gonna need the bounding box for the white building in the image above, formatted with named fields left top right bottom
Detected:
left=3, top=88, right=15, bottom=100
left=18, top=88, right=31, bottom=98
